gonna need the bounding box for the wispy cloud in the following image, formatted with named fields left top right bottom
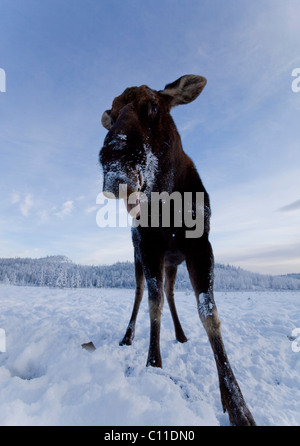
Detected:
left=85, top=205, right=98, bottom=214
left=19, top=194, right=34, bottom=217
left=11, top=192, right=20, bottom=204
left=278, top=199, right=300, bottom=212
left=77, top=231, right=133, bottom=265
left=216, top=242, right=300, bottom=275
left=10, top=190, right=78, bottom=222
left=178, top=117, right=205, bottom=133
left=37, top=210, right=49, bottom=224
left=55, top=200, right=74, bottom=217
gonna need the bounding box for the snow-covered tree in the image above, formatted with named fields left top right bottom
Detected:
left=0, top=256, right=299, bottom=291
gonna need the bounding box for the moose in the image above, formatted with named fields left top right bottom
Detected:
left=99, top=75, right=255, bottom=426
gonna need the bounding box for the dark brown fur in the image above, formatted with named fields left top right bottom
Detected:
left=99, top=75, right=256, bottom=426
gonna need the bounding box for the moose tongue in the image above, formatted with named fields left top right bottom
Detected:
left=124, top=191, right=140, bottom=219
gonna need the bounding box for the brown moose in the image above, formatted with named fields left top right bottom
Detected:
left=99, top=75, right=256, bottom=426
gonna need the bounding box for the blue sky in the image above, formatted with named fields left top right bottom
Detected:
left=0, top=0, right=300, bottom=274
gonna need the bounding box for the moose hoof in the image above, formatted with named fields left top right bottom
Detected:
left=222, top=389, right=256, bottom=426
left=119, top=338, right=132, bottom=346
left=176, top=332, right=188, bottom=343
left=119, top=331, right=134, bottom=346
left=227, top=405, right=256, bottom=426
left=146, top=354, right=162, bottom=368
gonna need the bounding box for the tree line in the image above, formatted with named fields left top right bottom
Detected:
left=0, top=255, right=300, bottom=291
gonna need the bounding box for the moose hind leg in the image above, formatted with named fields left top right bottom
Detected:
left=164, top=265, right=187, bottom=343
left=186, top=243, right=256, bottom=426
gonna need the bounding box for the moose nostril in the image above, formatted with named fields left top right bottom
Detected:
left=103, top=190, right=116, bottom=199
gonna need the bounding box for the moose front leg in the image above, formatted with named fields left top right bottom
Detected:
left=119, top=256, right=145, bottom=346
left=146, top=273, right=164, bottom=367
left=134, top=245, right=165, bottom=368
left=197, top=294, right=256, bottom=425
left=186, top=239, right=256, bottom=426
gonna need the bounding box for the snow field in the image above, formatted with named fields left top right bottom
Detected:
left=0, top=285, right=299, bottom=426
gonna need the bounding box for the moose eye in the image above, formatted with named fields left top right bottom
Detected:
left=151, top=104, right=158, bottom=114
left=148, top=102, right=158, bottom=117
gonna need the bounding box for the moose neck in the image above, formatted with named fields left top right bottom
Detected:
left=154, top=123, right=199, bottom=196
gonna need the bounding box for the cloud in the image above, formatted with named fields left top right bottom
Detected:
left=223, top=242, right=300, bottom=263
left=55, top=200, right=74, bottom=217
left=11, top=192, right=34, bottom=216
left=37, top=210, right=48, bottom=224
left=214, top=238, right=300, bottom=275
left=85, top=205, right=98, bottom=214
left=78, top=231, right=133, bottom=265
left=20, top=194, right=34, bottom=217
left=11, top=191, right=76, bottom=221
left=11, top=192, right=20, bottom=204
left=278, top=199, right=300, bottom=212
left=178, top=117, right=205, bottom=133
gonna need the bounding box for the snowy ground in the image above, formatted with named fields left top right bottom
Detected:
left=0, top=284, right=299, bottom=426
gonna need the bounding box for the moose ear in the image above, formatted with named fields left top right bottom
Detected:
left=161, top=75, right=207, bottom=108
left=101, top=110, right=113, bottom=130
